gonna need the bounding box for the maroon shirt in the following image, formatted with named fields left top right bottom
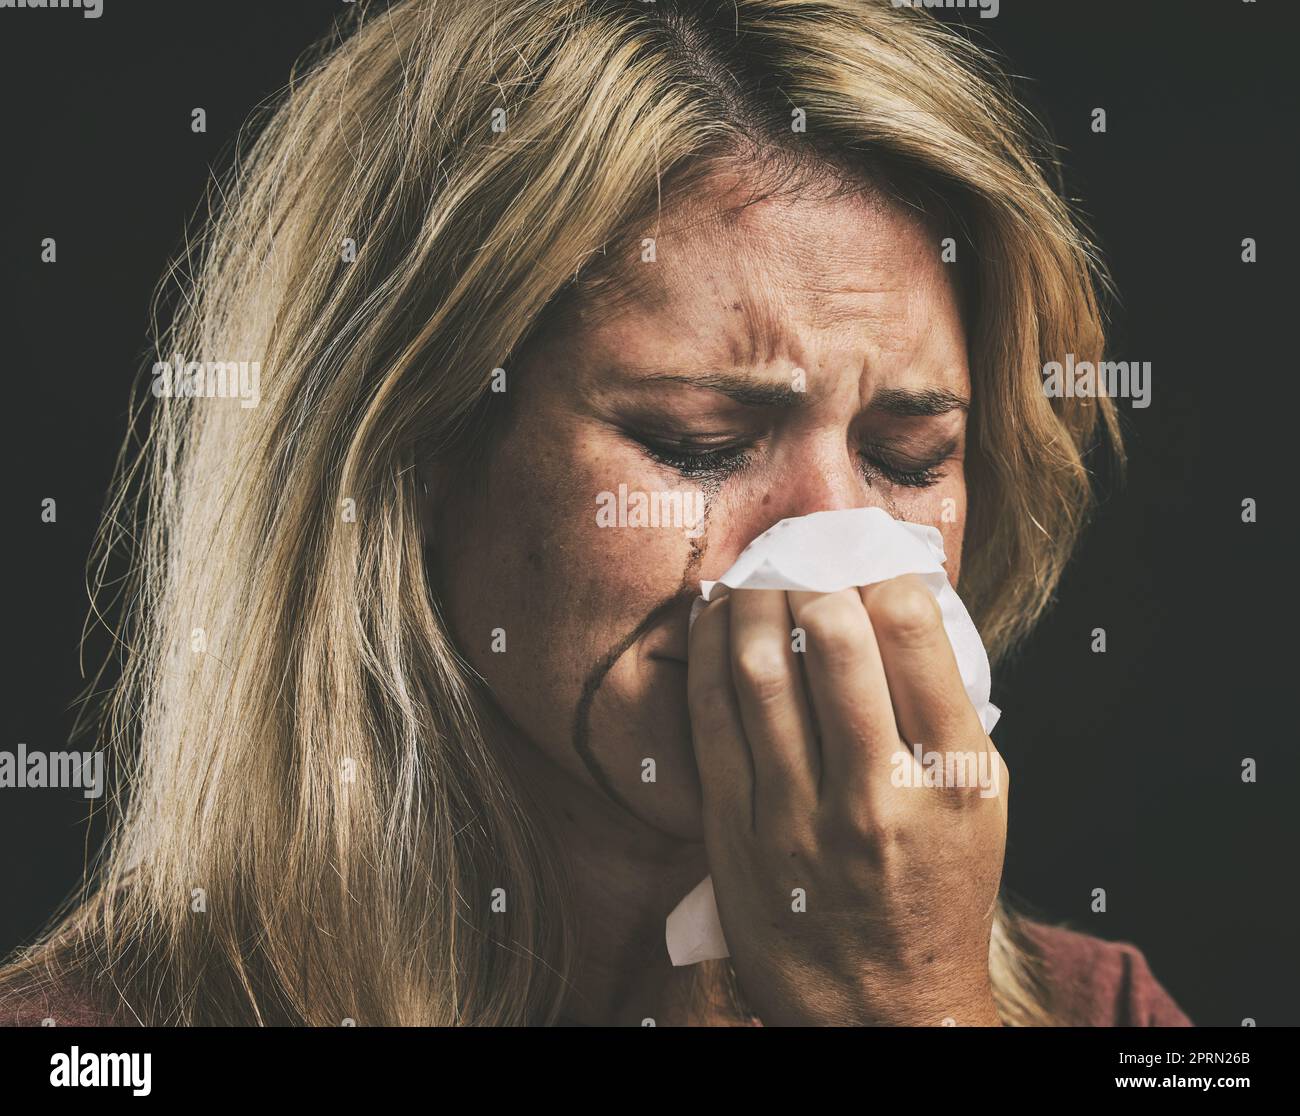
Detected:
left=3, top=921, right=1190, bottom=1026
left=1022, top=921, right=1192, bottom=1026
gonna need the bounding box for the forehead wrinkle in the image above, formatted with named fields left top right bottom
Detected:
left=715, top=219, right=942, bottom=371
left=727, top=259, right=798, bottom=372
left=561, top=173, right=775, bottom=330
left=558, top=178, right=969, bottom=408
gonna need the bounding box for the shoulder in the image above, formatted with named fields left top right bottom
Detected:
left=0, top=974, right=123, bottom=1027
left=1021, top=920, right=1193, bottom=1027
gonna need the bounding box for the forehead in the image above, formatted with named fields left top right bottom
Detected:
left=562, top=167, right=970, bottom=398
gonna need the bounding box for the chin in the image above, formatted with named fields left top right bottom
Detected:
left=587, top=695, right=706, bottom=841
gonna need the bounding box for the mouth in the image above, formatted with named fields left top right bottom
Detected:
left=648, top=652, right=688, bottom=667
left=642, top=595, right=699, bottom=667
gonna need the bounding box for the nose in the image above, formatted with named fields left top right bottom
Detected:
left=763, top=446, right=868, bottom=522
left=707, top=439, right=882, bottom=571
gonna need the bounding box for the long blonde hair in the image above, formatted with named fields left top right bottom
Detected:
left=3, top=0, right=1119, bottom=1025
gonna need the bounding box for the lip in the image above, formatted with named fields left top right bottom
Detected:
left=649, top=653, right=688, bottom=667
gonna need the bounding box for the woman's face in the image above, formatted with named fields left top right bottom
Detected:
left=432, top=171, right=971, bottom=842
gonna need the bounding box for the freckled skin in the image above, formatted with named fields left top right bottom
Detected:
left=427, top=170, right=973, bottom=1023
left=434, top=173, right=969, bottom=835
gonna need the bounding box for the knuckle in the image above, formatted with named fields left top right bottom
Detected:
left=936, top=781, right=986, bottom=811
left=732, top=643, right=791, bottom=703
left=921, top=746, right=1005, bottom=809
left=825, top=804, right=909, bottom=855
left=801, top=594, right=866, bottom=658
left=866, top=576, right=942, bottom=645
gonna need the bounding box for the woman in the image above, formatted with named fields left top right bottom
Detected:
left=2, top=0, right=1189, bottom=1026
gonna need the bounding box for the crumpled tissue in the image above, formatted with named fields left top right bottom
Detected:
left=666, top=507, right=1000, bottom=966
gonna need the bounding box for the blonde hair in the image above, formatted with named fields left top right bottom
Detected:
left=3, top=0, right=1119, bottom=1025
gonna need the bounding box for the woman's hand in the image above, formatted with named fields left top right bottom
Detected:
left=686, top=577, right=1008, bottom=1026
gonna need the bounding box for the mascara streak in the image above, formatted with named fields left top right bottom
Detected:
left=569, top=487, right=714, bottom=814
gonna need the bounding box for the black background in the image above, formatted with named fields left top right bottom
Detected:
left=1, top=1, right=1295, bottom=1027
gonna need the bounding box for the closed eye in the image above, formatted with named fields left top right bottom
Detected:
left=627, top=432, right=754, bottom=480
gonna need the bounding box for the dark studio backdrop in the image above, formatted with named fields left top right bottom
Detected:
left=1, top=1, right=1295, bottom=1027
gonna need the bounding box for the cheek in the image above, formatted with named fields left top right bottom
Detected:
left=434, top=413, right=704, bottom=730
left=489, top=423, right=704, bottom=614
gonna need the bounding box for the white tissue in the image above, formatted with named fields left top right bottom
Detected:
left=666, top=507, right=1000, bottom=967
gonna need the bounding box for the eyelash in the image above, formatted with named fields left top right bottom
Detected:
left=634, top=436, right=946, bottom=489
left=637, top=439, right=753, bottom=480
left=857, top=455, right=945, bottom=490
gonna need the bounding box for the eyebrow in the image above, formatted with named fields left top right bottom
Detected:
left=870, top=387, right=970, bottom=417
left=632, top=371, right=809, bottom=408
left=628, top=371, right=969, bottom=416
